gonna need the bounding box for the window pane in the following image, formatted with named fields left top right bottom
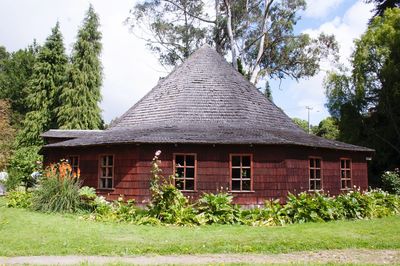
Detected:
left=242, top=180, right=251, bottom=191
left=232, top=180, right=241, bottom=191
left=310, top=159, right=314, bottom=168
left=186, top=155, right=195, bottom=166
left=176, top=155, right=184, bottom=167
left=101, top=167, right=107, bottom=177
left=310, top=169, right=315, bottom=179
left=175, top=179, right=184, bottom=190
left=346, top=180, right=351, bottom=188
left=315, top=180, right=321, bottom=190
left=108, top=156, right=113, bottom=166
left=341, top=180, right=346, bottom=189
left=101, top=178, right=106, bottom=188
left=346, top=160, right=350, bottom=169
left=310, top=180, right=315, bottom=190
left=176, top=167, right=184, bottom=178
left=102, top=156, right=107, bottom=166
left=346, top=170, right=351, bottom=178
left=242, top=169, right=251, bottom=179
left=232, top=168, right=240, bottom=178
left=242, top=156, right=250, bottom=167
left=232, top=156, right=240, bottom=167
left=341, top=170, right=345, bottom=178
left=107, top=167, right=113, bottom=177
left=341, top=160, right=345, bottom=169
left=316, top=169, right=321, bottom=179
left=316, top=159, right=321, bottom=168
left=186, top=167, right=194, bottom=178
left=107, top=178, right=113, bottom=188
left=186, top=179, right=194, bottom=191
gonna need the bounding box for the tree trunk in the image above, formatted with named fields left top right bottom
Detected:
left=224, top=0, right=238, bottom=70
left=249, top=0, right=272, bottom=84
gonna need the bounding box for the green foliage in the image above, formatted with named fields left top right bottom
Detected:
left=381, top=170, right=400, bottom=195
left=0, top=43, right=38, bottom=126
left=148, top=151, right=195, bottom=225
left=284, top=192, right=342, bottom=223
left=6, top=146, right=42, bottom=191
left=57, top=5, right=103, bottom=130
left=87, top=196, right=139, bottom=223
left=195, top=192, right=241, bottom=225
left=5, top=190, right=32, bottom=208
left=312, top=117, right=339, bottom=140
left=324, top=8, right=400, bottom=176
left=128, top=0, right=338, bottom=84
left=32, top=162, right=81, bottom=213
left=17, top=23, right=67, bottom=147
left=292, top=117, right=310, bottom=132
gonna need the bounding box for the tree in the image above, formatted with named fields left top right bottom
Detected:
left=17, top=23, right=68, bottom=146
left=127, top=0, right=338, bottom=86
left=325, top=8, right=400, bottom=175
left=312, top=117, right=339, bottom=140
left=0, top=43, right=38, bottom=126
left=366, top=0, right=400, bottom=19
left=0, top=100, right=15, bottom=170
left=57, top=5, right=103, bottom=130
left=292, top=117, right=310, bottom=133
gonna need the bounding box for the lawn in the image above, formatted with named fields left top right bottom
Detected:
left=0, top=197, right=399, bottom=257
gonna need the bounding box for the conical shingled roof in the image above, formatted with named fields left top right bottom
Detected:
left=110, top=44, right=302, bottom=133
left=43, top=45, right=373, bottom=152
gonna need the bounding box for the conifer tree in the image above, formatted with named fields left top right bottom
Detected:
left=17, top=22, right=67, bottom=146
left=57, top=5, right=103, bottom=129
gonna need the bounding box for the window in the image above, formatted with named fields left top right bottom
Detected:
left=174, top=154, right=196, bottom=191
left=99, top=155, right=114, bottom=189
left=230, top=154, right=252, bottom=191
left=340, top=159, right=352, bottom=190
left=309, top=158, right=322, bottom=191
left=67, top=156, right=79, bottom=176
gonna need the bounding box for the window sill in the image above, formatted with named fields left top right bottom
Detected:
left=180, top=190, right=198, bottom=193
left=229, top=190, right=255, bottom=193
left=97, top=188, right=115, bottom=191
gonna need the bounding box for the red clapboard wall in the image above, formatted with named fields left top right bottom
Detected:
left=43, top=143, right=369, bottom=206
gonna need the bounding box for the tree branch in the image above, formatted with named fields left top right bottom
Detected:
left=163, top=0, right=216, bottom=24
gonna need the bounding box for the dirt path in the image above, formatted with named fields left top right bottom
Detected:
left=0, top=249, right=399, bottom=265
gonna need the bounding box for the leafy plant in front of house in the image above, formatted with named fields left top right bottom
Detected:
left=335, top=190, right=372, bottom=219
left=195, top=192, right=241, bottom=225
left=283, top=191, right=342, bottom=224
left=147, top=150, right=196, bottom=225
left=5, top=146, right=42, bottom=191
left=5, top=189, right=32, bottom=209
left=381, top=170, right=400, bottom=195
left=31, top=161, right=81, bottom=213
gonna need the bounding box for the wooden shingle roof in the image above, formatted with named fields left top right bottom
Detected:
left=42, top=45, right=373, bottom=152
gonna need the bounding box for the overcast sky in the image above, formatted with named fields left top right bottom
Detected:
left=0, top=0, right=373, bottom=125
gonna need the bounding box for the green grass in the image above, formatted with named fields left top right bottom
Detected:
left=0, top=197, right=400, bottom=256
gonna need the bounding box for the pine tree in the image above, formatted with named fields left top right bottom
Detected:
left=57, top=5, right=103, bottom=129
left=17, top=22, right=67, bottom=146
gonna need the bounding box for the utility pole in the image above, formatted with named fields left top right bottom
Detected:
left=306, top=106, right=313, bottom=134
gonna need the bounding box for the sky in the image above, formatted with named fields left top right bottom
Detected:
left=0, top=0, right=374, bottom=125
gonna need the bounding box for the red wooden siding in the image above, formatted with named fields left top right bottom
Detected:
left=43, top=143, right=369, bottom=206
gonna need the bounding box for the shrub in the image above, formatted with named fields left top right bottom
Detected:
left=5, top=146, right=42, bottom=191
left=79, top=186, right=97, bottom=211
left=6, top=189, right=32, bottom=208
left=365, top=189, right=400, bottom=218
left=335, top=190, right=372, bottom=219
left=147, top=151, right=196, bottom=225
left=196, top=192, right=241, bottom=225
left=31, top=161, right=81, bottom=213
left=381, top=170, right=400, bottom=195
left=284, top=192, right=342, bottom=223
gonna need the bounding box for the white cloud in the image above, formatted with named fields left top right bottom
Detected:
left=273, top=0, right=373, bottom=125
left=304, top=0, right=344, bottom=18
